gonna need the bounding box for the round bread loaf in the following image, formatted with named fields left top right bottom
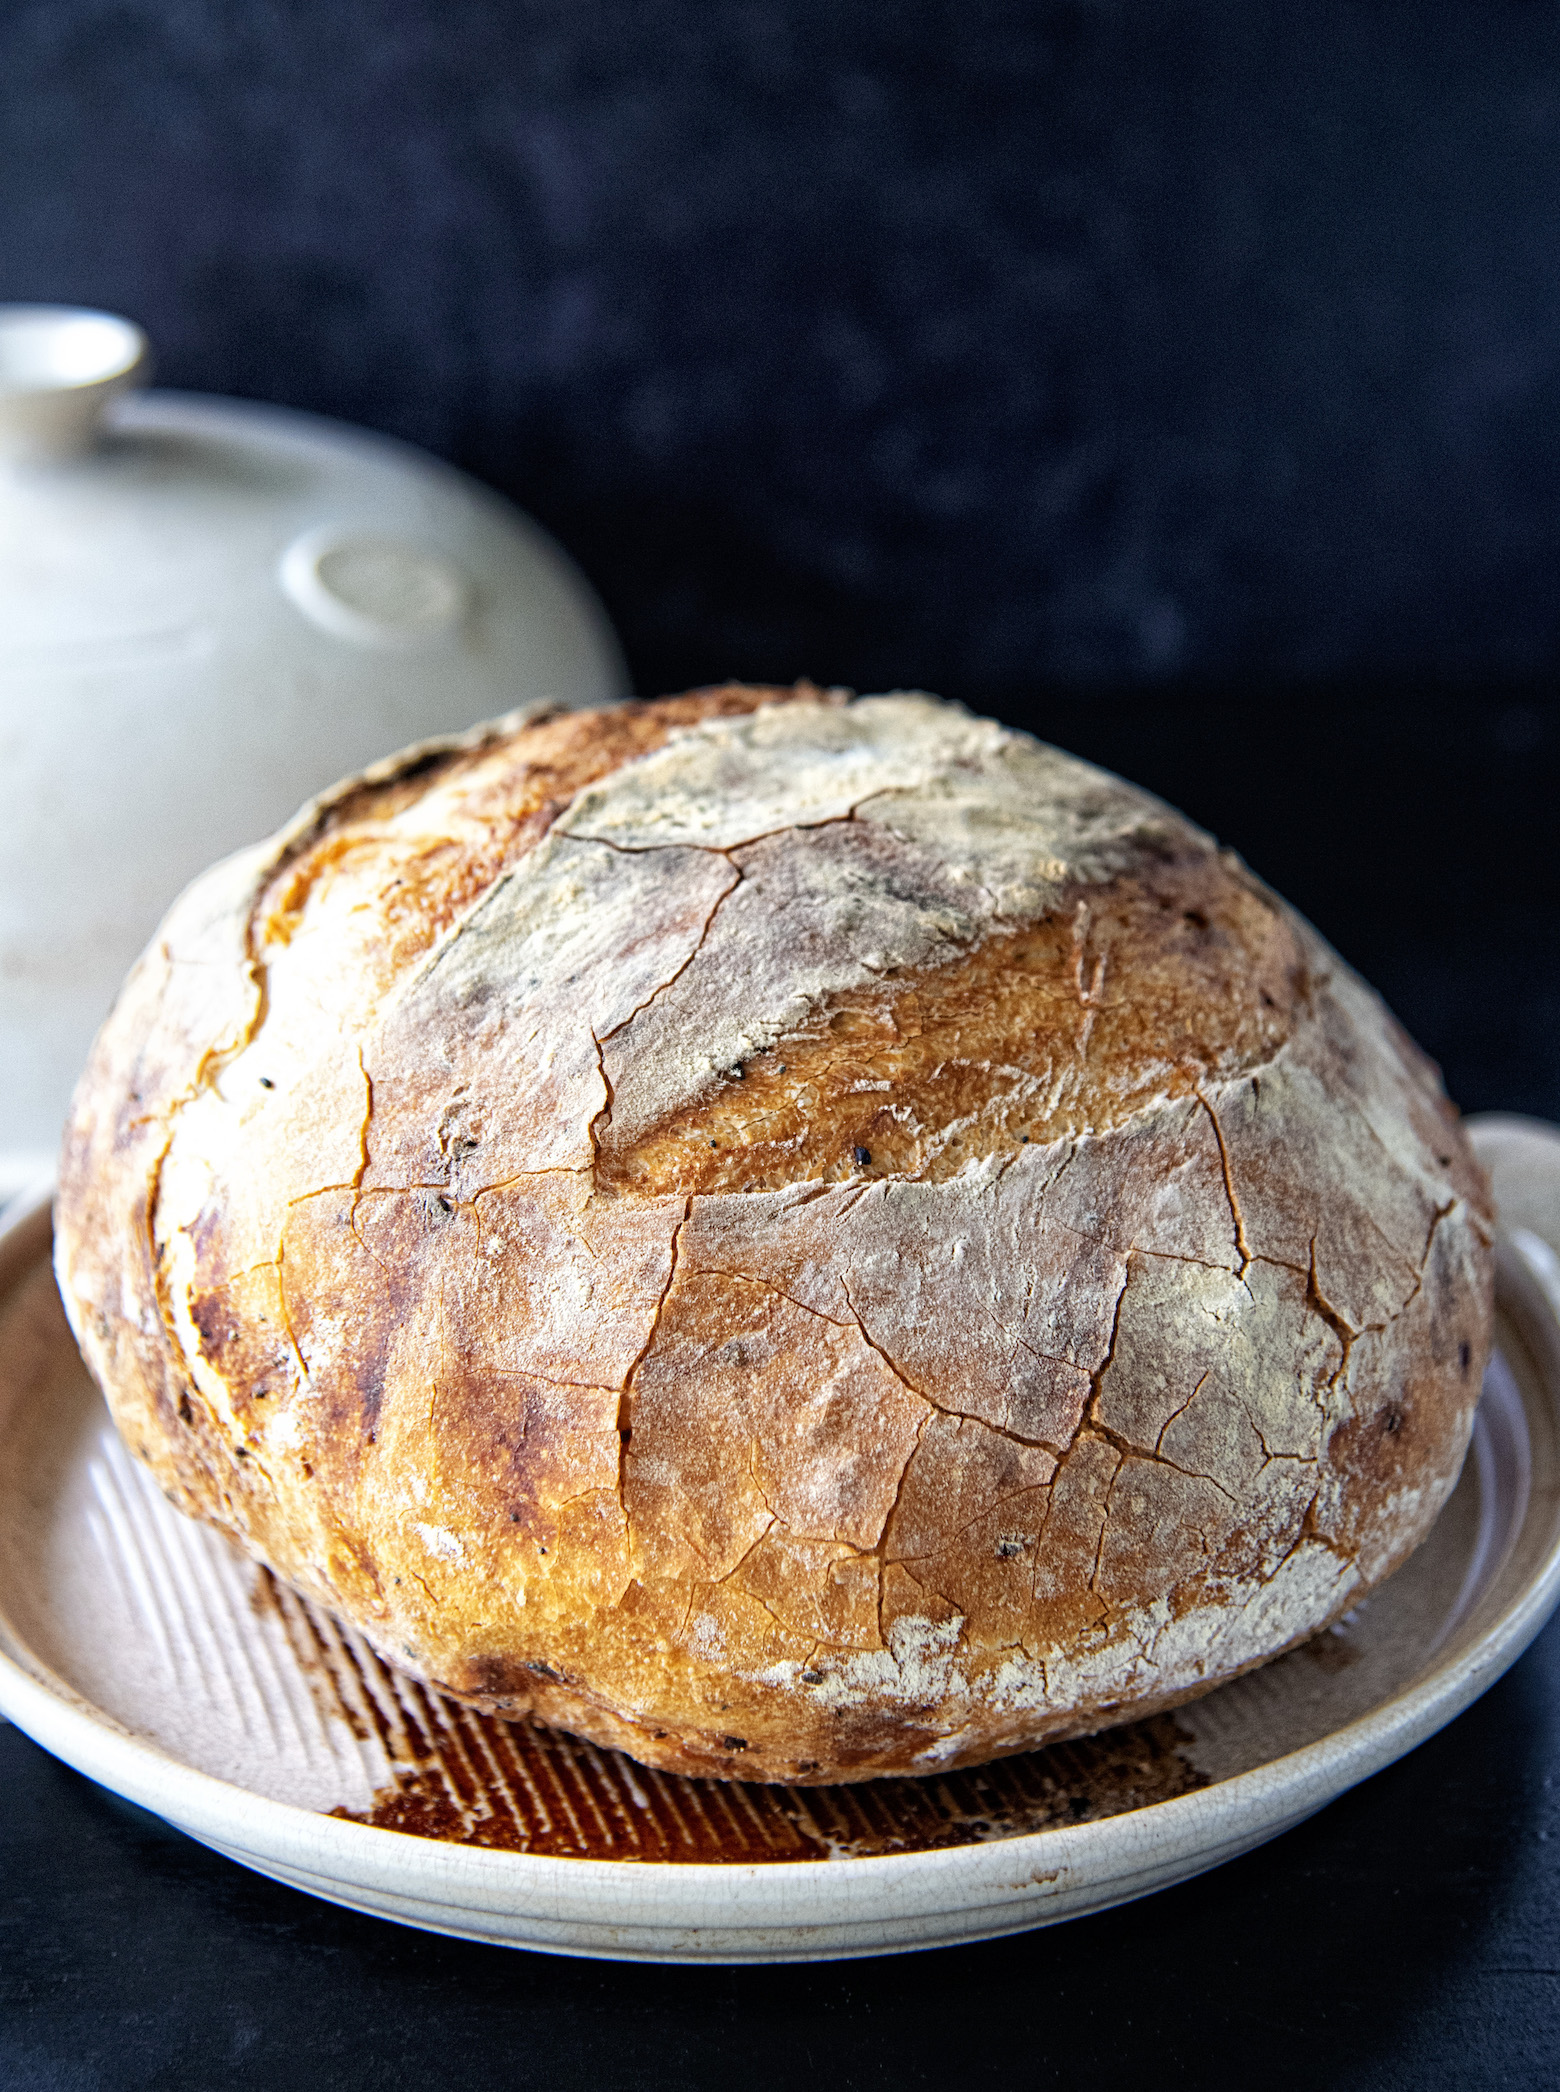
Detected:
left=56, top=685, right=1494, bottom=1782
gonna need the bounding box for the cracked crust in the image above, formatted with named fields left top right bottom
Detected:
left=55, top=686, right=1495, bottom=1783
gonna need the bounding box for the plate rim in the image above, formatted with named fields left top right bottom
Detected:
left=2, top=1129, right=1559, bottom=1958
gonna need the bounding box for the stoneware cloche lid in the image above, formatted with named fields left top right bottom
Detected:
left=0, top=304, right=627, bottom=1162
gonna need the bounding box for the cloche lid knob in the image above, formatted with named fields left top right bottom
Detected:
left=0, top=305, right=150, bottom=464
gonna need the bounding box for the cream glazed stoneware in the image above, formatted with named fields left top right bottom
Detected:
left=0, top=304, right=627, bottom=1163
left=0, top=1115, right=1556, bottom=1963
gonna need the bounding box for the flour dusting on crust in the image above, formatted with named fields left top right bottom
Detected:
left=54, top=687, right=1495, bottom=1783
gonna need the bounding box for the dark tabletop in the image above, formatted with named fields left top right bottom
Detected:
left=5, top=4, right=1560, bottom=2083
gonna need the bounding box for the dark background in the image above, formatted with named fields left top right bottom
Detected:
left=4, top=2, right=1560, bottom=2083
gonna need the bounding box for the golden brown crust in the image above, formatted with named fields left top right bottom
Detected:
left=257, top=683, right=830, bottom=1003
left=55, top=687, right=1494, bottom=1783
left=598, top=849, right=1307, bottom=1195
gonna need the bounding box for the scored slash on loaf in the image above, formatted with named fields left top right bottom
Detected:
left=55, top=685, right=1493, bottom=1782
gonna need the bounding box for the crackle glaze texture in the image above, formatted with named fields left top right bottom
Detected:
left=55, top=687, right=1494, bottom=1782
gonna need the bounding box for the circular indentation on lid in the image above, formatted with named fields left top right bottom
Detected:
left=278, top=525, right=471, bottom=647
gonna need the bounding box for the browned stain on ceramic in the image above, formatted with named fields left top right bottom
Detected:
left=253, top=1571, right=1207, bottom=1862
